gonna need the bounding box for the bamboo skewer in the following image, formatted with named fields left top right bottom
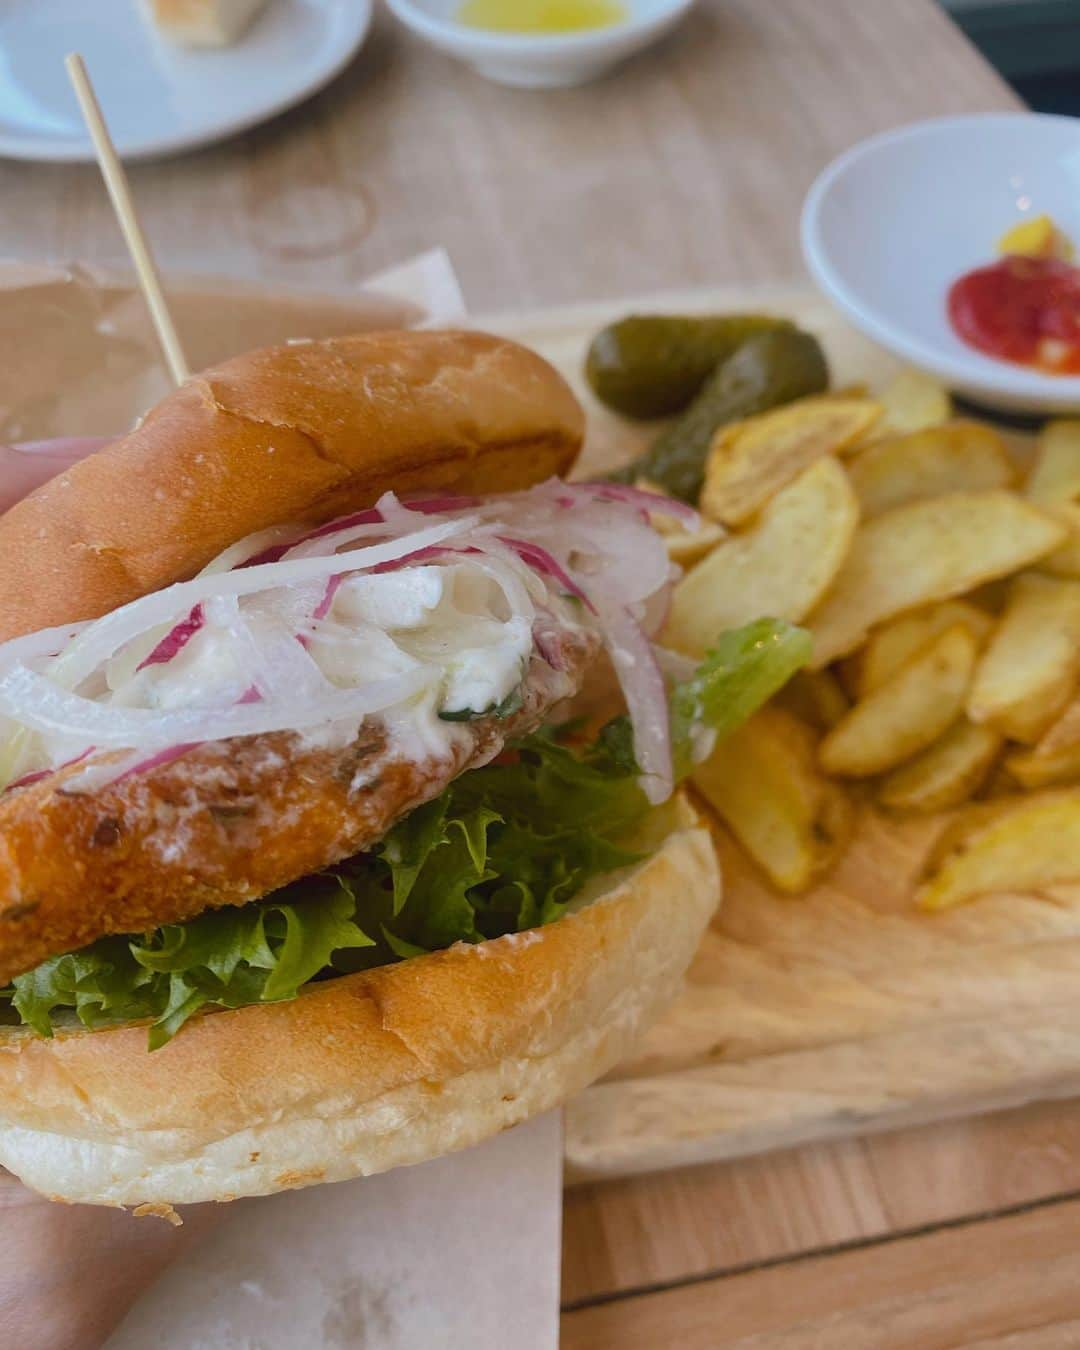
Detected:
left=64, top=52, right=190, bottom=387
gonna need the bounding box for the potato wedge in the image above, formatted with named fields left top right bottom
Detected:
left=664, top=457, right=858, bottom=656
left=847, top=421, right=1016, bottom=518
left=968, top=573, right=1080, bottom=742
left=692, top=706, right=853, bottom=894
left=876, top=368, right=953, bottom=436
left=853, top=600, right=994, bottom=697
left=777, top=669, right=850, bottom=733
left=808, top=491, right=1067, bottom=667
left=877, top=719, right=1002, bottom=814
left=916, top=788, right=1080, bottom=910
left=634, top=478, right=728, bottom=567
left=701, top=396, right=880, bottom=525
left=1006, top=740, right=1080, bottom=790
left=1026, top=419, right=1080, bottom=577
left=1034, top=696, right=1080, bottom=755
left=819, top=625, right=977, bottom=777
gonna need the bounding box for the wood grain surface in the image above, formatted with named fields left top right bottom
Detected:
left=1, top=1, right=1015, bottom=312
left=8, top=1, right=1067, bottom=1344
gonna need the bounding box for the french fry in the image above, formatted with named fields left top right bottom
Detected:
left=916, top=788, right=1080, bottom=910
left=701, top=396, right=880, bottom=525
left=777, top=669, right=850, bottom=733
left=819, top=625, right=977, bottom=777
left=876, top=368, right=953, bottom=436
left=968, top=573, right=1080, bottom=743
left=808, top=491, right=1067, bottom=667
left=1026, top=420, right=1080, bottom=577
left=665, top=457, right=858, bottom=656
left=853, top=600, right=994, bottom=697
left=877, top=719, right=1002, bottom=814
left=691, top=706, right=853, bottom=894
left=847, top=421, right=1016, bottom=518
left=1006, top=741, right=1080, bottom=790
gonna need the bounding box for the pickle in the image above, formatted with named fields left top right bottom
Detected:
left=613, top=328, right=829, bottom=503
left=586, top=314, right=793, bottom=420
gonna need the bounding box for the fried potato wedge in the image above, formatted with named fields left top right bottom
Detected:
left=1034, top=696, right=1080, bottom=755
left=968, top=572, right=1080, bottom=742
left=877, top=719, right=1002, bottom=814
left=819, top=625, right=977, bottom=777
left=777, top=669, right=850, bottom=733
left=692, top=706, right=853, bottom=894
left=1006, top=740, right=1080, bottom=790
left=701, top=396, right=880, bottom=525
left=847, top=421, right=1016, bottom=518
left=917, top=788, right=1080, bottom=910
left=664, top=457, right=858, bottom=656
left=876, top=368, right=953, bottom=436
left=1026, top=420, right=1080, bottom=577
left=635, top=478, right=728, bottom=567
left=809, top=491, right=1067, bottom=667
left=853, top=600, right=994, bottom=697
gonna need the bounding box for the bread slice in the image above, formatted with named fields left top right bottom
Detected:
left=145, top=0, right=271, bottom=46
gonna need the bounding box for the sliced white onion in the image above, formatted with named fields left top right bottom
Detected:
left=0, top=620, right=92, bottom=675
left=0, top=662, right=436, bottom=749
left=3, top=479, right=686, bottom=797
left=595, top=601, right=673, bottom=805
left=30, top=515, right=477, bottom=696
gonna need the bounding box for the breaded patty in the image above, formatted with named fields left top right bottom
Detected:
left=0, top=634, right=598, bottom=985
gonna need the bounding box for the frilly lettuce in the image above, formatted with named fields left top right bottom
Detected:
left=1, top=619, right=808, bottom=1048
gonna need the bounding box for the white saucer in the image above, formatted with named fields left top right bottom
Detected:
left=0, top=0, right=372, bottom=163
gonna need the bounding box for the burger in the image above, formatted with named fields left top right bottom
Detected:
left=0, top=330, right=805, bottom=1213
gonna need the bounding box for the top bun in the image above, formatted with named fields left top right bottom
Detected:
left=0, top=330, right=583, bottom=640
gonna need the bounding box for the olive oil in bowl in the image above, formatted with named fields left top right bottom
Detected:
left=456, top=0, right=628, bottom=33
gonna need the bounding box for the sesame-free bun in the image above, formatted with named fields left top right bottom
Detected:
left=0, top=330, right=584, bottom=641
left=0, top=796, right=718, bottom=1210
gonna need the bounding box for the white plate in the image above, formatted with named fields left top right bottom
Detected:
left=0, top=0, right=372, bottom=163
left=801, top=113, right=1080, bottom=416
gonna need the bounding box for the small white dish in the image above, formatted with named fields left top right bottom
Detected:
left=384, top=0, right=695, bottom=89
left=0, top=0, right=372, bottom=163
left=801, top=113, right=1080, bottom=416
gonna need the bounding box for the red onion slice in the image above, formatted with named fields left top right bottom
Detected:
left=597, top=602, right=673, bottom=805
left=496, top=537, right=595, bottom=612
left=113, top=742, right=200, bottom=784
left=405, top=494, right=483, bottom=514
left=136, top=604, right=205, bottom=670
left=312, top=574, right=344, bottom=622
left=8, top=746, right=94, bottom=792
left=576, top=481, right=701, bottom=527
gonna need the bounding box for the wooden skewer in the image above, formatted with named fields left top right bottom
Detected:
left=64, top=52, right=190, bottom=387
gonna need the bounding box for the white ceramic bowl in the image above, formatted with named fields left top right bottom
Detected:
left=384, top=0, right=695, bottom=88
left=801, top=113, right=1080, bottom=415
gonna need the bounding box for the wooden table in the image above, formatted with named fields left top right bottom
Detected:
left=10, top=1, right=1075, bottom=1344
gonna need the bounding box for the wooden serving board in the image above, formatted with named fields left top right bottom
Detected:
left=485, top=285, right=1080, bottom=1185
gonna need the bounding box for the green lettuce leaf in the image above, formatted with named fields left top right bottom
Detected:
left=0, top=619, right=808, bottom=1048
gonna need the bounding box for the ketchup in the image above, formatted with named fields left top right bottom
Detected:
left=947, top=255, right=1080, bottom=374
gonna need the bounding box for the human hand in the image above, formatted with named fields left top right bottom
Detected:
left=0, top=436, right=221, bottom=1349
left=0, top=1169, right=221, bottom=1350
left=0, top=436, right=112, bottom=512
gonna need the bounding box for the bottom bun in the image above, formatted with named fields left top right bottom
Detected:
left=0, top=794, right=718, bottom=1209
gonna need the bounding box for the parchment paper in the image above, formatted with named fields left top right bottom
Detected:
left=0, top=248, right=562, bottom=1350
left=0, top=247, right=466, bottom=440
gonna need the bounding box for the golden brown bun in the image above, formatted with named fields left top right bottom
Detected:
left=0, top=330, right=583, bottom=641
left=0, top=797, right=718, bottom=1209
